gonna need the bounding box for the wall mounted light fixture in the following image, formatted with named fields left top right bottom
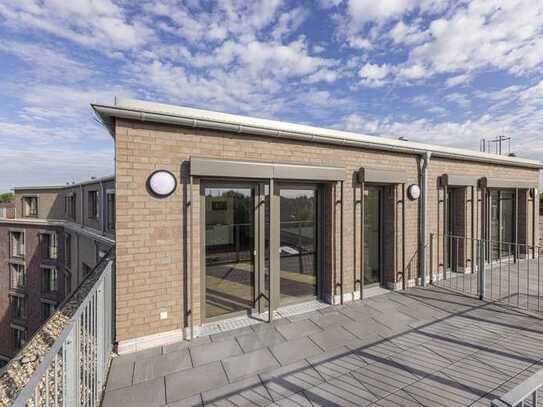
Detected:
left=407, top=184, right=421, bottom=200
left=147, top=170, right=177, bottom=198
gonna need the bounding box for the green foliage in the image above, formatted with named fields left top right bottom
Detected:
left=0, top=192, right=14, bottom=203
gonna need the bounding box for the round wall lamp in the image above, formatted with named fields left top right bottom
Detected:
left=147, top=170, right=177, bottom=198
left=407, top=184, right=421, bottom=200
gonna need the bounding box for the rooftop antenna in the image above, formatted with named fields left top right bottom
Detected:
left=481, top=135, right=512, bottom=155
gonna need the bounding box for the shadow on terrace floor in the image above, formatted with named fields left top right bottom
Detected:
left=102, top=286, right=543, bottom=407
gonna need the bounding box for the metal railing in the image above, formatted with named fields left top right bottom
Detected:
left=9, top=257, right=114, bottom=407
left=491, top=368, right=543, bottom=406
left=430, top=234, right=542, bottom=313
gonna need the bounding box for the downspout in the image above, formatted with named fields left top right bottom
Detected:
left=420, top=152, right=431, bottom=286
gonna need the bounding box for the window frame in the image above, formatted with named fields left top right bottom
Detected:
left=22, top=195, right=38, bottom=218
left=9, top=262, right=26, bottom=291
left=40, top=232, right=58, bottom=260
left=11, top=325, right=26, bottom=351
left=41, top=265, right=58, bottom=294
left=9, top=230, right=25, bottom=258
left=106, top=190, right=115, bottom=232
left=10, top=294, right=26, bottom=321
left=40, top=299, right=57, bottom=323
left=88, top=190, right=99, bottom=220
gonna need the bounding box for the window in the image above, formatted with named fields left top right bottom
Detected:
left=41, top=232, right=58, bottom=259
left=64, top=272, right=72, bottom=296
left=82, top=263, right=92, bottom=276
left=106, top=191, right=115, bottom=231
left=65, top=233, right=72, bottom=269
left=22, top=196, right=38, bottom=217
left=88, top=190, right=99, bottom=219
left=41, top=267, right=58, bottom=294
left=65, top=194, right=76, bottom=220
left=12, top=327, right=26, bottom=351
left=9, top=263, right=25, bottom=290
left=10, top=295, right=25, bottom=320
left=41, top=302, right=56, bottom=322
left=9, top=231, right=24, bottom=258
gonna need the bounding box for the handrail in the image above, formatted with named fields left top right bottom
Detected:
left=0, top=249, right=115, bottom=407
left=491, top=367, right=543, bottom=406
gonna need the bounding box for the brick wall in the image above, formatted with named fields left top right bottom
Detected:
left=114, top=119, right=540, bottom=343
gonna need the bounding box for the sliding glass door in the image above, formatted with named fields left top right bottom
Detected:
left=364, top=186, right=382, bottom=287
left=488, top=189, right=515, bottom=261
left=279, top=186, right=319, bottom=306
left=203, top=181, right=322, bottom=321
left=204, top=185, right=255, bottom=319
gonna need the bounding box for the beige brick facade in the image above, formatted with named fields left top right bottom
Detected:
left=114, top=119, right=539, bottom=344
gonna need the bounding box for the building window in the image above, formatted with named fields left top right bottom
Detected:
left=9, top=231, right=25, bottom=258
left=106, top=191, right=115, bottom=231
left=64, top=272, right=72, bottom=296
left=65, top=194, right=76, bottom=220
left=12, top=327, right=26, bottom=351
left=10, top=295, right=25, bottom=320
left=82, top=263, right=92, bottom=276
left=9, top=263, right=25, bottom=290
left=88, top=190, right=99, bottom=219
left=41, top=302, right=56, bottom=322
left=65, top=233, right=72, bottom=269
left=41, top=267, right=58, bottom=294
left=22, top=196, right=38, bottom=217
left=41, top=232, right=58, bottom=260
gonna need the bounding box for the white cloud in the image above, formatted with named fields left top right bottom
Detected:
left=443, top=92, right=470, bottom=108
left=0, top=0, right=153, bottom=51
left=347, top=0, right=417, bottom=25
left=358, top=63, right=390, bottom=86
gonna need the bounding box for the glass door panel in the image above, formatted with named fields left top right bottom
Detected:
left=364, top=186, right=381, bottom=286
left=501, top=191, right=514, bottom=255
left=205, top=186, right=255, bottom=319
left=279, top=187, right=318, bottom=305
left=490, top=190, right=500, bottom=260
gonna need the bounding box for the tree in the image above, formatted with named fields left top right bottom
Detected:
left=0, top=192, right=14, bottom=203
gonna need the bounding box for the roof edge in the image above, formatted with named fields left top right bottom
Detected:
left=91, top=98, right=543, bottom=170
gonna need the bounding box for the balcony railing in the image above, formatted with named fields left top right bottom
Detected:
left=0, top=250, right=114, bottom=406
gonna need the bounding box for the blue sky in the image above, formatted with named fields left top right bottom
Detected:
left=1, top=0, right=542, bottom=192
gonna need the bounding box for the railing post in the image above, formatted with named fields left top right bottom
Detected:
left=479, top=240, right=486, bottom=300
left=96, top=278, right=105, bottom=396
left=429, top=233, right=434, bottom=284
left=63, top=328, right=78, bottom=407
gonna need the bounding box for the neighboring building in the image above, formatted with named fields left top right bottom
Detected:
left=92, top=98, right=541, bottom=354
left=0, top=176, right=115, bottom=366
left=0, top=201, right=15, bottom=219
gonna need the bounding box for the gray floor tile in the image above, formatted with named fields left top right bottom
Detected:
left=105, top=358, right=134, bottom=391
left=165, top=362, right=228, bottom=402
left=210, top=326, right=256, bottom=343
left=134, top=349, right=192, bottom=384
left=304, top=373, right=377, bottom=406
left=276, top=319, right=322, bottom=340
left=102, top=376, right=165, bottom=407
left=202, top=376, right=272, bottom=407
left=164, top=394, right=203, bottom=407
left=236, top=330, right=286, bottom=353
left=306, top=346, right=366, bottom=380
left=311, top=312, right=354, bottom=329
left=348, top=339, right=403, bottom=364
left=113, top=346, right=163, bottom=364
left=269, top=337, right=323, bottom=366
left=309, top=327, right=360, bottom=351
left=386, top=346, right=451, bottom=379
left=342, top=320, right=388, bottom=342
left=251, top=318, right=291, bottom=335
left=222, top=348, right=280, bottom=382
left=402, top=372, right=481, bottom=407
left=190, top=339, right=242, bottom=366
left=259, top=360, right=324, bottom=401
left=269, top=392, right=313, bottom=407
left=163, top=336, right=211, bottom=354
left=350, top=360, right=419, bottom=399
left=370, top=389, right=423, bottom=406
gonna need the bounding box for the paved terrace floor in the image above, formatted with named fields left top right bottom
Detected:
left=102, top=287, right=543, bottom=407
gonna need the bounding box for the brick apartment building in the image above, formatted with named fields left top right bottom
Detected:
left=91, top=98, right=541, bottom=354
left=0, top=177, right=115, bottom=366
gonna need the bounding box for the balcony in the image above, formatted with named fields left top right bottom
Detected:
left=2, top=240, right=543, bottom=406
